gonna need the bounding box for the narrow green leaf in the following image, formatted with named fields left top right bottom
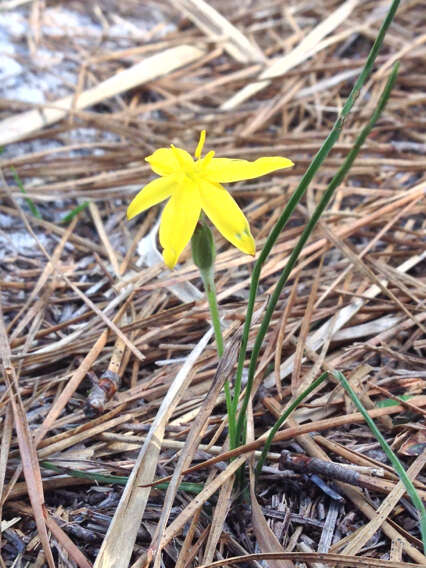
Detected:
left=255, top=372, right=328, bottom=478
left=60, top=200, right=90, bottom=224
left=232, top=0, right=401, bottom=435
left=376, top=394, right=414, bottom=408
left=11, top=166, right=42, bottom=219
left=235, top=62, right=400, bottom=445
left=40, top=461, right=203, bottom=493
left=333, top=370, right=426, bottom=554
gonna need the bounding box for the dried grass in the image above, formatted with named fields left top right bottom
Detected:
left=0, top=1, right=424, bottom=567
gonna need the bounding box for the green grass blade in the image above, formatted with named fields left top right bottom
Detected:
left=231, top=0, right=401, bottom=424
left=11, top=166, right=42, bottom=219
left=235, top=63, right=399, bottom=444
left=332, top=370, right=426, bottom=554
left=40, top=460, right=129, bottom=485
left=255, top=372, right=328, bottom=478
left=377, top=394, right=414, bottom=408
left=40, top=461, right=203, bottom=493
left=60, top=200, right=90, bottom=224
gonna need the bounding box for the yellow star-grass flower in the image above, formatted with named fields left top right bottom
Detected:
left=127, top=131, right=294, bottom=268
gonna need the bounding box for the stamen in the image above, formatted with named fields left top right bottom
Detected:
left=202, top=150, right=215, bottom=169
left=194, top=130, right=206, bottom=159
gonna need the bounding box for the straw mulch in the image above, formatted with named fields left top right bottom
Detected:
left=0, top=1, right=425, bottom=567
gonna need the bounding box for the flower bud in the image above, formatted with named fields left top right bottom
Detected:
left=191, top=222, right=216, bottom=272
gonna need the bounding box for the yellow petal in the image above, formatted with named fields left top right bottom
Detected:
left=204, top=156, right=294, bottom=183
left=127, top=176, right=174, bottom=220
left=159, top=183, right=201, bottom=268
left=200, top=180, right=255, bottom=256
left=146, top=147, right=193, bottom=176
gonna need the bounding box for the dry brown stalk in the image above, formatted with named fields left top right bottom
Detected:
left=0, top=0, right=424, bottom=565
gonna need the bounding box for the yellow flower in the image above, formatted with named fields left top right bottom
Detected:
left=127, top=130, right=294, bottom=268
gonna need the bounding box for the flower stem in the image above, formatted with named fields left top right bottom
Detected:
left=191, top=220, right=236, bottom=443
left=200, top=267, right=224, bottom=357
left=199, top=266, right=236, bottom=447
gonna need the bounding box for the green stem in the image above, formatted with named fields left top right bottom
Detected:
left=199, top=266, right=236, bottom=449
left=201, top=268, right=224, bottom=357
left=231, top=0, right=401, bottom=435
left=235, top=62, right=399, bottom=446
